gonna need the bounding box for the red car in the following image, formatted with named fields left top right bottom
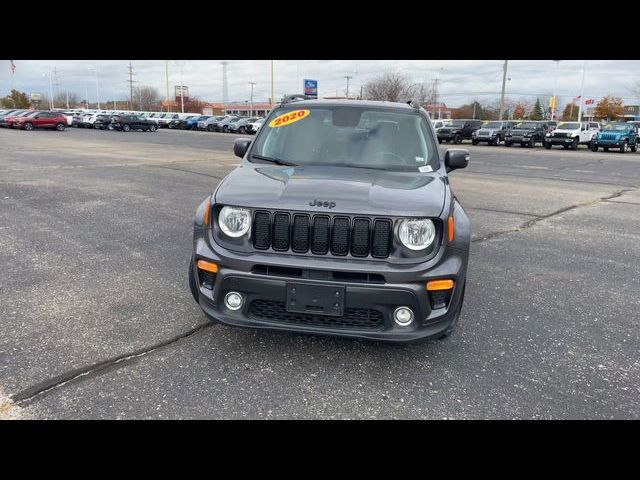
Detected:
left=13, top=111, right=68, bottom=131
left=2, top=110, right=36, bottom=128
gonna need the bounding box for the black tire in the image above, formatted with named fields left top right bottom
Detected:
left=492, top=136, right=502, bottom=146
left=207, top=124, right=214, bottom=132
left=437, top=138, right=442, bottom=144
left=529, top=138, right=535, bottom=148
left=55, top=123, right=65, bottom=131
left=222, top=125, right=229, bottom=133
left=631, top=143, right=637, bottom=153
left=544, top=141, right=552, bottom=149
left=603, top=147, right=609, bottom=152
left=520, top=143, right=526, bottom=148
left=23, top=122, right=34, bottom=131
left=620, top=140, right=628, bottom=153
left=188, top=258, right=199, bottom=303
left=107, top=124, right=114, bottom=130
left=179, top=123, right=187, bottom=130
left=453, top=133, right=462, bottom=144
left=122, top=124, right=131, bottom=132
left=149, top=124, right=157, bottom=132
left=438, top=281, right=466, bottom=340
left=590, top=143, right=599, bottom=152
left=570, top=138, right=578, bottom=150
left=239, top=126, right=246, bottom=134
left=505, top=141, right=512, bottom=147
left=471, top=139, right=478, bottom=145
left=563, top=144, right=569, bottom=149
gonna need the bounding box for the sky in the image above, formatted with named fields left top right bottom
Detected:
left=2, top=60, right=639, bottom=108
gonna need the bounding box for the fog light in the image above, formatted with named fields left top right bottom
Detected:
left=393, top=307, right=414, bottom=326
left=224, top=291, right=244, bottom=311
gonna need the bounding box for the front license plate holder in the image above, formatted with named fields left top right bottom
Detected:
left=286, top=283, right=345, bottom=317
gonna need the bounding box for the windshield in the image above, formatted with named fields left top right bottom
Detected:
left=603, top=123, right=629, bottom=131
left=250, top=105, right=438, bottom=172
left=557, top=122, right=580, bottom=130
left=514, top=122, right=537, bottom=129
left=482, top=122, right=502, bottom=128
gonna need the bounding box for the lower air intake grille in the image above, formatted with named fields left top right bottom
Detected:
left=249, top=300, right=384, bottom=330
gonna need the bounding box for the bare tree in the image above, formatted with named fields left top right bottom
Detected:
left=53, top=92, right=81, bottom=109
left=132, top=85, right=161, bottom=111
left=362, top=72, right=432, bottom=104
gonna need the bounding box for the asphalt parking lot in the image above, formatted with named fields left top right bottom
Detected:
left=1, top=127, right=639, bottom=419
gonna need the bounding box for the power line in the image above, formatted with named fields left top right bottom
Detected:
left=127, top=62, right=136, bottom=109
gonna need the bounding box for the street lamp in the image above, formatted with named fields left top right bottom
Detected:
left=87, top=67, right=100, bottom=109
left=42, top=72, right=54, bottom=109
left=552, top=60, right=561, bottom=121
left=171, top=61, right=186, bottom=113
left=248, top=81, right=256, bottom=117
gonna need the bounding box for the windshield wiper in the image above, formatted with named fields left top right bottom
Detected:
left=251, top=154, right=298, bottom=166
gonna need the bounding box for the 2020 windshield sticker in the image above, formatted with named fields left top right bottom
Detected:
left=269, top=109, right=310, bottom=128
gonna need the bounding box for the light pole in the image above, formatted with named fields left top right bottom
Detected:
left=270, top=60, right=274, bottom=106
left=171, top=61, right=186, bottom=113
left=165, top=60, right=170, bottom=113
left=45, top=72, right=54, bottom=109
left=248, top=82, right=256, bottom=117
left=577, top=61, right=587, bottom=122
left=344, top=75, right=353, bottom=98
left=552, top=60, right=560, bottom=121
left=88, top=67, right=100, bottom=109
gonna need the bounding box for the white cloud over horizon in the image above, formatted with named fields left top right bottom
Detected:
left=1, top=60, right=639, bottom=108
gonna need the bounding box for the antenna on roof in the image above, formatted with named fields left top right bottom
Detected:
left=281, top=94, right=312, bottom=106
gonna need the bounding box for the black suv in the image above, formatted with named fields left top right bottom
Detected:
left=189, top=96, right=471, bottom=342
left=93, top=114, right=113, bottom=130
left=111, top=115, right=157, bottom=132
left=504, top=121, right=550, bottom=147
left=436, top=119, right=483, bottom=144
left=471, top=121, right=516, bottom=146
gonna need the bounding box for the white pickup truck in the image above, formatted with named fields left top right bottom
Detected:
left=544, top=121, right=600, bottom=150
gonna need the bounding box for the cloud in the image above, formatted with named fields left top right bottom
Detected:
left=1, top=60, right=638, bottom=107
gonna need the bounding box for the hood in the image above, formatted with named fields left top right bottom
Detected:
left=552, top=128, right=579, bottom=134
left=214, top=164, right=446, bottom=217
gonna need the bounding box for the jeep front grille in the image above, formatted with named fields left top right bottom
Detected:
left=599, top=133, right=617, bottom=141
left=252, top=211, right=392, bottom=259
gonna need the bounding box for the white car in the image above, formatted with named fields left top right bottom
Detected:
left=544, top=121, right=601, bottom=150
left=246, top=118, right=265, bottom=134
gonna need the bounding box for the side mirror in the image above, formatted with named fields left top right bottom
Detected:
left=444, top=149, right=469, bottom=173
left=233, top=138, right=252, bottom=159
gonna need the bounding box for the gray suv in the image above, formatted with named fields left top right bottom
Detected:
left=189, top=96, right=471, bottom=342
left=472, top=120, right=515, bottom=146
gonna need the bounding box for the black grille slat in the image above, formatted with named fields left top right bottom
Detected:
left=351, top=218, right=371, bottom=257
left=272, top=213, right=290, bottom=251
left=291, top=215, right=310, bottom=253
left=311, top=216, right=330, bottom=255
left=331, top=217, right=350, bottom=256
left=253, top=211, right=271, bottom=249
left=249, top=300, right=384, bottom=330
left=253, top=211, right=395, bottom=258
left=371, top=220, right=392, bottom=258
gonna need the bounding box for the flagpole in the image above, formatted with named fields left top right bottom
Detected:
left=577, top=60, right=587, bottom=122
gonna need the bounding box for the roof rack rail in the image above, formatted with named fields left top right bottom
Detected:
left=281, top=94, right=312, bottom=106
left=407, top=98, right=421, bottom=110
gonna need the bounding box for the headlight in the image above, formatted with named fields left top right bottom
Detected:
left=218, top=206, right=251, bottom=237
left=397, top=218, right=436, bottom=251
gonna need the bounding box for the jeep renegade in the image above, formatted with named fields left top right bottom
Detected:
left=189, top=96, right=471, bottom=342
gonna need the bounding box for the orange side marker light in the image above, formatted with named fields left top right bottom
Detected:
left=197, top=260, right=218, bottom=273
left=426, top=279, right=455, bottom=291
left=448, top=216, right=454, bottom=242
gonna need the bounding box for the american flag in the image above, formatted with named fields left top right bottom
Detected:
left=585, top=98, right=594, bottom=105
left=572, top=95, right=581, bottom=103
left=10, top=60, right=16, bottom=74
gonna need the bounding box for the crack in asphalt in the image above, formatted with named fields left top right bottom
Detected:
left=465, top=169, right=637, bottom=188
left=472, top=187, right=637, bottom=243
left=143, top=164, right=226, bottom=179
left=10, top=322, right=213, bottom=407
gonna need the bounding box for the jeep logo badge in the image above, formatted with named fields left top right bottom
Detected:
left=309, top=199, right=336, bottom=209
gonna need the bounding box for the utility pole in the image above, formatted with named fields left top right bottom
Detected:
left=552, top=60, right=560, bottom=121
left=248, top=81, right=256, bottom=117
left=344, top=75, right=353, bottom=98
left=66, top=90, right=69, bottom=110
left=577, top=60, right=587, bottom=122
left=432, top=79, right=439, bottom=119
left=127, top=62, right=136, bottom=110
left=52, top=67, right=60, bottom=108
left=499, top=60, right=508, bottom=120
left=221, top=61, right=229, bottom=105
left=270, top=60, right=274, bottom=107
left=360, top=85, right=363, bottom=100
left=165, top=60, right=170, bottom=112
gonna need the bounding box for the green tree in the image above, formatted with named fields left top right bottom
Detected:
left=530, top=98, right=544, bottom=120
left=0, top=89, right=31, bottom=109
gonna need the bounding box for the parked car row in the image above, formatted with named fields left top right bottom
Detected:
left=196, top=115, right=264, bottom=134
left=433, top=118, right=639, bottom=153
left=0, top=109, right=68, bottom=131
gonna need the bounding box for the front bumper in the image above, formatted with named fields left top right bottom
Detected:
left=545, top=136, right=577, bottom=145
left=192, top=231, right=468, bottom=342
left=473, top=135, right=497, bottom=142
